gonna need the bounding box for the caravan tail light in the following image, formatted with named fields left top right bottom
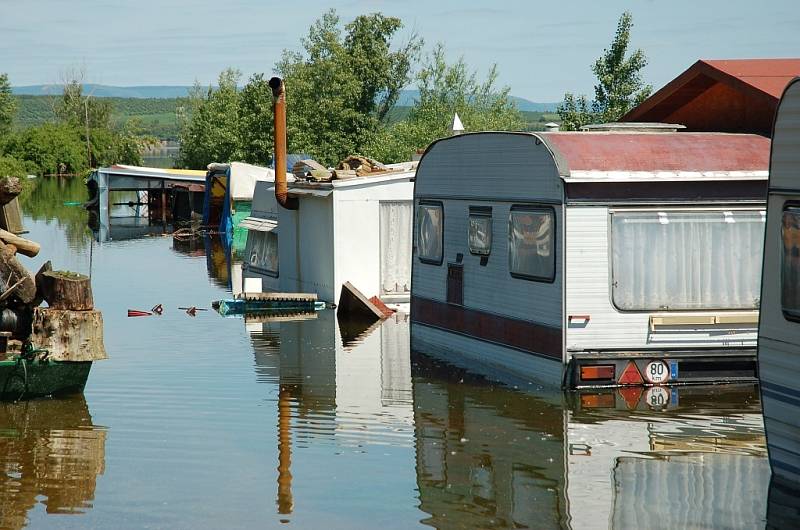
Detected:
left=580, top=393, right=615, bottom=408
left=580, top=365, right=615, bottom=381
left=618, top=361, right=644, bottom=385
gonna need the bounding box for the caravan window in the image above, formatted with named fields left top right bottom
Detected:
left=611, top=210, right=764, bottom=311
left=781, top=207, right=800, bottom=320
left=468, top=206, right=492, bottom=255
left=417, top=202, right=443, bottom=264
left=508, top=206, right=555, bottom=282
left=248, top=230, right=279, bottom=277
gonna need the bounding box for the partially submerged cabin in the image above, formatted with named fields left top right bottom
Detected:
left=411, top=130, right=770, bottom=388
left=203, top=162, right=286, bottom=253
left=243, top=162, right=416, bottom=304
left=757, top=77, right=800, bottom=486
left=88, top=164, right=206, bottom=242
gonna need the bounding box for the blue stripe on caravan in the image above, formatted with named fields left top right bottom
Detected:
left=762, top=381, right=800, bottom=408
left=772, top=457, right=800, bottom=476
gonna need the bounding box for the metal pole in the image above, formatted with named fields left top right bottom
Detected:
left=85, top=96, right=92, bottom=169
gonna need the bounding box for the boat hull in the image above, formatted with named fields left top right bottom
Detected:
left=0, top=359, right=92, bottom=400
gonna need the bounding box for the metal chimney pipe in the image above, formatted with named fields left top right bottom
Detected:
left=269, top=77, right=298, bottom=210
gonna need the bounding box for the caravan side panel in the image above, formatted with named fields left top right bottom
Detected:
left=759, top=78, right=800, bottom=485
left=411, top=133, right=565, bottom=386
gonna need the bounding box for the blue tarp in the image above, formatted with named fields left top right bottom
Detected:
left=271, top=153, right=312, bottom=172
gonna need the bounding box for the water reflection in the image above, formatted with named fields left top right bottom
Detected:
left=0, top=397, right=106, bottom=529
left=411, top=352, right=769, bottom=529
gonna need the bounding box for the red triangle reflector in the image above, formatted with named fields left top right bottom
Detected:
left=618, top=386, right=643, bottom=409
left=618, top=361, right=643, bottom=385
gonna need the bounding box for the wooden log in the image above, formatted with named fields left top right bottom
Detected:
left=0, top=177, right=22, bottom=206
left=32, top=260, right=52, bottom=307
left=30, top=307, right=108, bottom=361
left=0, top=229, right=40, bottom=258
left=41, top=270, right=94, bottom=310
left=0, top=240, right=36, bottom=303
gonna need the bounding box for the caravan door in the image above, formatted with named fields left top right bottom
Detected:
left=379, top=201, right=412, bottom=297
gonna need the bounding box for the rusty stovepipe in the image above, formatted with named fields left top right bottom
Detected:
left=269, top=77, right=299, bottom=210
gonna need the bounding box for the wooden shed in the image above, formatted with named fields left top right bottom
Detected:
left=622, top=59, right=800, bottom=136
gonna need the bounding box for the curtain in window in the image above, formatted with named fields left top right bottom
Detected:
left=417, top=204, right=443, bottom=263
left=380, top=202, right=413, bottom=294
left=249, top=230, right=278, bottom=275
left=611, top=210, right=765, bottom=310
left=508, top=208, right=554, bottom=280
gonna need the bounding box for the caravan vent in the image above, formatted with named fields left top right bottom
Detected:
left=580, top=122, right=686, bottom=133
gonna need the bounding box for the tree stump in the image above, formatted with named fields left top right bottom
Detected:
left=30, top=307, right=107, bottom=361
left=0, top=177, right=22, bottom=206
left=41, top=270, right=94, bottom=310
left=0, top=240, right=36, bottom=304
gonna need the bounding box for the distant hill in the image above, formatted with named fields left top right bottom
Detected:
left=394, top=90, right=557, bottom=112
left=12, top=84, right=198, bottom=99
left=13, top=84, right=558, bottom=111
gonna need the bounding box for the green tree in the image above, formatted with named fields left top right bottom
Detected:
left=235, top=74, right=274, bottom=165
left=557, top=11, right=651, bottom=130
left=176, top=68, right=242, bottom=169
left=55, top=79, right=113, bottom=129
left=2, top=123, right=88, bottom=176
left=0, top=73, right=15, bottom=137
left=277, top=10, right=421, bottom=165
left=366, top=44, right=524, bottom=163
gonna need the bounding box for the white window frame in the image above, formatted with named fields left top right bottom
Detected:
left=609, top=206, right=765, bottom=312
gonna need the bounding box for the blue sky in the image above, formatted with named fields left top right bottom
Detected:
left=1, top=0, right=798, bottom=101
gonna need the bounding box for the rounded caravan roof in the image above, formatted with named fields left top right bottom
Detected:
left=769, top=77, right=800, bottom=191
left=417, top=130, right=770, bottom=184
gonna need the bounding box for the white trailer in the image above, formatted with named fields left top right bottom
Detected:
left=243, top=162, right=416, bottom=304
left=411, top=130, right=770, bottom=388
left=757, top=77, right=800, bottom=486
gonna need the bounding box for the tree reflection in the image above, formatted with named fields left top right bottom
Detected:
left=0, top=396, right=106, bottom=529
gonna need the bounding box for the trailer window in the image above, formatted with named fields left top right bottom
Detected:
left=468, top=206, right=492, bottom=255
left=781, top=207, right=800, bottom=320
left=417, top=202, right=443, bottom=264
left=611, top=210, right=764, bottom=311
left=248, top=229, right=279, bottom=276
left=508, top=206, right=555, bottom=282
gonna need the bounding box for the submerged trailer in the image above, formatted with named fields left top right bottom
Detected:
left=758, top=77, right=800, bottom=486
left=411, top=130, right=770, bottom=388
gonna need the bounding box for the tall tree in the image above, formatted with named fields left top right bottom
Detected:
left=176, top=68, right=242, bottom=169
left=0, top=73, right=16, bottom=137
left=557, top=11, right=651, bottom=130
left=367, top=44, right=524, bottom=163
left=277, top=10, right=421, bottom=165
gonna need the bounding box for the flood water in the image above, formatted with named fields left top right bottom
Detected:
left=1, top=178, right=794, bottom=529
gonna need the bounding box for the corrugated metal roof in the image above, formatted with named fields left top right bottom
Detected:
left=540, top=132, right=770, bottom=179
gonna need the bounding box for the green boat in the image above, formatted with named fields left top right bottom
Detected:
left=0, top=357, right=93, bottom=401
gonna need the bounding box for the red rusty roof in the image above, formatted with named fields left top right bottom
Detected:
left=622, top=59, right=800, bottom=134
left=540, top=132, right=770, bottom=175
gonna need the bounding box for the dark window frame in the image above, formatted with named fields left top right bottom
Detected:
left=468, top=206, right=493, bottom=256
left=508, top=204, right=557, bottom=283
left=782, top=203, right=800, bottom=323
left=417, top=200, right=445, bottom=266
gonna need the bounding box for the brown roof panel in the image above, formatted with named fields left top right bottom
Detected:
left=540, top=132, right=770, bottom=174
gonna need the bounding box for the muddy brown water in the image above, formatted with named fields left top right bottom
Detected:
left=0, top=178, right=791, bottom=529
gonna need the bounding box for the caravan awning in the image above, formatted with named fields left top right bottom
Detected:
left=239, top=217, right=278, bottom=233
